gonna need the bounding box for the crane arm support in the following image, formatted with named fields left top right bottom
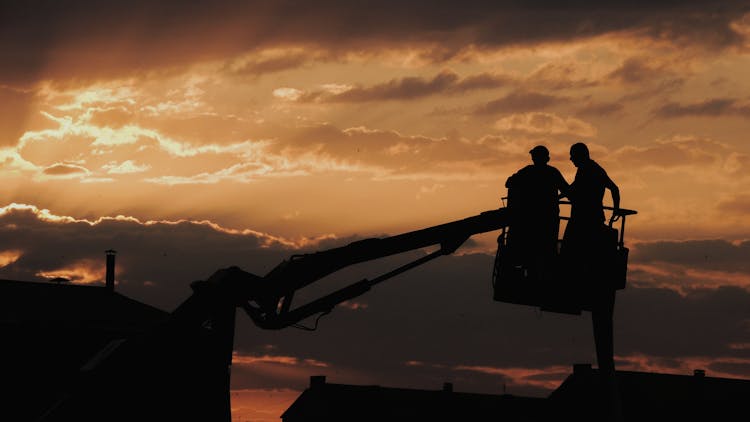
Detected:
left=262, top=209, right=509, bottom=297
left=257, top=248, right=448, bottom=329
left=188, top=204, right=637, bottom=330
left=194, top=209, right=508, bottom=329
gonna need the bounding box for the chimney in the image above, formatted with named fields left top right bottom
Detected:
left=694, top=369, right=706, bottom=378
left=105, top=249, right=116, bottom=291
left=442, top=382, right=453, bottom=392
left=310, top=375, right=326, bottom=389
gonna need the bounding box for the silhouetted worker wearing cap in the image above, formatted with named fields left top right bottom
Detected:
left=505, top=145, right=569, bottom=279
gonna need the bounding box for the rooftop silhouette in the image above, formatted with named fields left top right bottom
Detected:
left=282, top=375, right=547, bottom=422
left=0, top=277, right=168, bottom=421
left=283, top=368, right=750, bottom=422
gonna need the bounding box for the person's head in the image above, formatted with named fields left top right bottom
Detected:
left=569, top=142, right=590, bottom=167
left=529, top=145, right=550, bottom=165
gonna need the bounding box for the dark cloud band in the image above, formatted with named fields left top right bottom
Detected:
left=2, top=0, right=748, bottom=85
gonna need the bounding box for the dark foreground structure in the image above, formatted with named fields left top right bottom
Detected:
left=552, top=364, right=750, bottom=422
left=284, top=367, right=750, bottom=422
left=0, top=278, right=168, bottom=421
left=5, top=275, right=749, bottom=421
left=2, top=205, right=640, bottom=420
left=282, top=376, right=547, bottom=422
left=1, top=270, right=237, bottom=422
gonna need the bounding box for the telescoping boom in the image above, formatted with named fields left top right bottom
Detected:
left=240, top=208, right=510, bottom=329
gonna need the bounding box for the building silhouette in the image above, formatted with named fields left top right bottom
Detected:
left=551, top=363, right=749, bottom=421
left=284, top=366, right=750, bottom=422
left=0, top=277, right=168, bottom=421
left=282, top=376, right=548, bottom=422
left=0, top=250, right=237, bottom=421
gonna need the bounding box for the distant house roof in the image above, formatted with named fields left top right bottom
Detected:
left=550, top=363, right=750, bottom=421
left=284, top=366, right=750, bottom=422
left=281, top=376, right=547, bottom=422
left=0, top=278, right=167, bottom=332
left=0, top=279, right=170, bottom=421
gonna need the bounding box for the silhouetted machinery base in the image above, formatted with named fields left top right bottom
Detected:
left=492, top=225, right=628, bottom=315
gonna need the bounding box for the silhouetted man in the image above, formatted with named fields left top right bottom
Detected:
left=562, top=142, right=620, bottom=261
left=562, top=142, right=623, bottom=422
left=505, top=145, right=569, bottom=278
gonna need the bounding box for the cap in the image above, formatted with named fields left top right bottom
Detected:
left=529, top=145, right=549, bottom=157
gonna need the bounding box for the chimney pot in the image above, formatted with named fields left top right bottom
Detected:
left=105, top=249, right=116, bottom=291
left=443, top=382, right=453, bottom=392
left=310, top=375, right=326, bottom=389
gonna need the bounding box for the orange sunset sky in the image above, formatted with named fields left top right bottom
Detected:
left=2, top=2, right=750, bottom=421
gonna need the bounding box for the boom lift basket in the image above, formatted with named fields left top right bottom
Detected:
left=492, top=204, right=635, bottom=315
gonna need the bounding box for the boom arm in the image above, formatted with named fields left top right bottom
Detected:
left=190, top=203, right=636, bottom=331
left=241, top=208, right=510, bottom=329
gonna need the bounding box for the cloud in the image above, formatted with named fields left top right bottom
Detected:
left=102, top=160, right=151, bottom=174
left=718, top=195, right=750, bottom=215
left=615, top=286, right=750, bottom=359
left=609, top=137, right=725, bottom=170
left=607, top=57, right=674, bottom=84
left=628, top=263, right=750, bottom=292
left=144, top=161, right=304, bottom=185
left=525, top=62, right=598, bottom=91
left=618, top=77, right=686, bottom=102
left=42, top=162, right=89, bottom=176
left=273, top=88, right=304, bottom=101
left=653, top=98, right=750, bottom=118
left=0, top=148, right=40, bottom=173
left=627, top=238, right=750, bottom=292
left=316, top=72, right=460, bottom=101
left=454, top=72, right=514, bottom=91
left=416, top=184, right=445, bottom=200
left=298, top=70, right=510, bottom=103
left=15, top=102, right=527, bottom=185
left=54, top=86, right=137, bottom=111
left=575, top=101, right=624, bottom=116
left=452, top=364, right=570, bottom=391
left=615, top=352, right=750, bottom=380
left=227, top=49, right=327, bottom=77
left=724, top=152, right=750, bottom=176
left=36, top=258, right=104, bottom=284
left=0, top=203, right=334, bottom=309
left=475, top=91, right=569, bottom=115
left=232, top=353, right=329, bottom=368
left=3, top=1, right=748, bottom=85
left=0, top=250, right=22, bottom=268
left=493, top=112, right=597, bottom=137
left=266, top=124, right=525, bottom=182
left=584, top=55, right=687, bottom=105
left=20, top=110, right=273, bottom=162
left=632, top=239, right=750, bottom=273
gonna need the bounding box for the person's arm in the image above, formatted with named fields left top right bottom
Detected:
left=605, top=175, right=620, bottom=223
left=556, top=170, right=570, bottom=199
